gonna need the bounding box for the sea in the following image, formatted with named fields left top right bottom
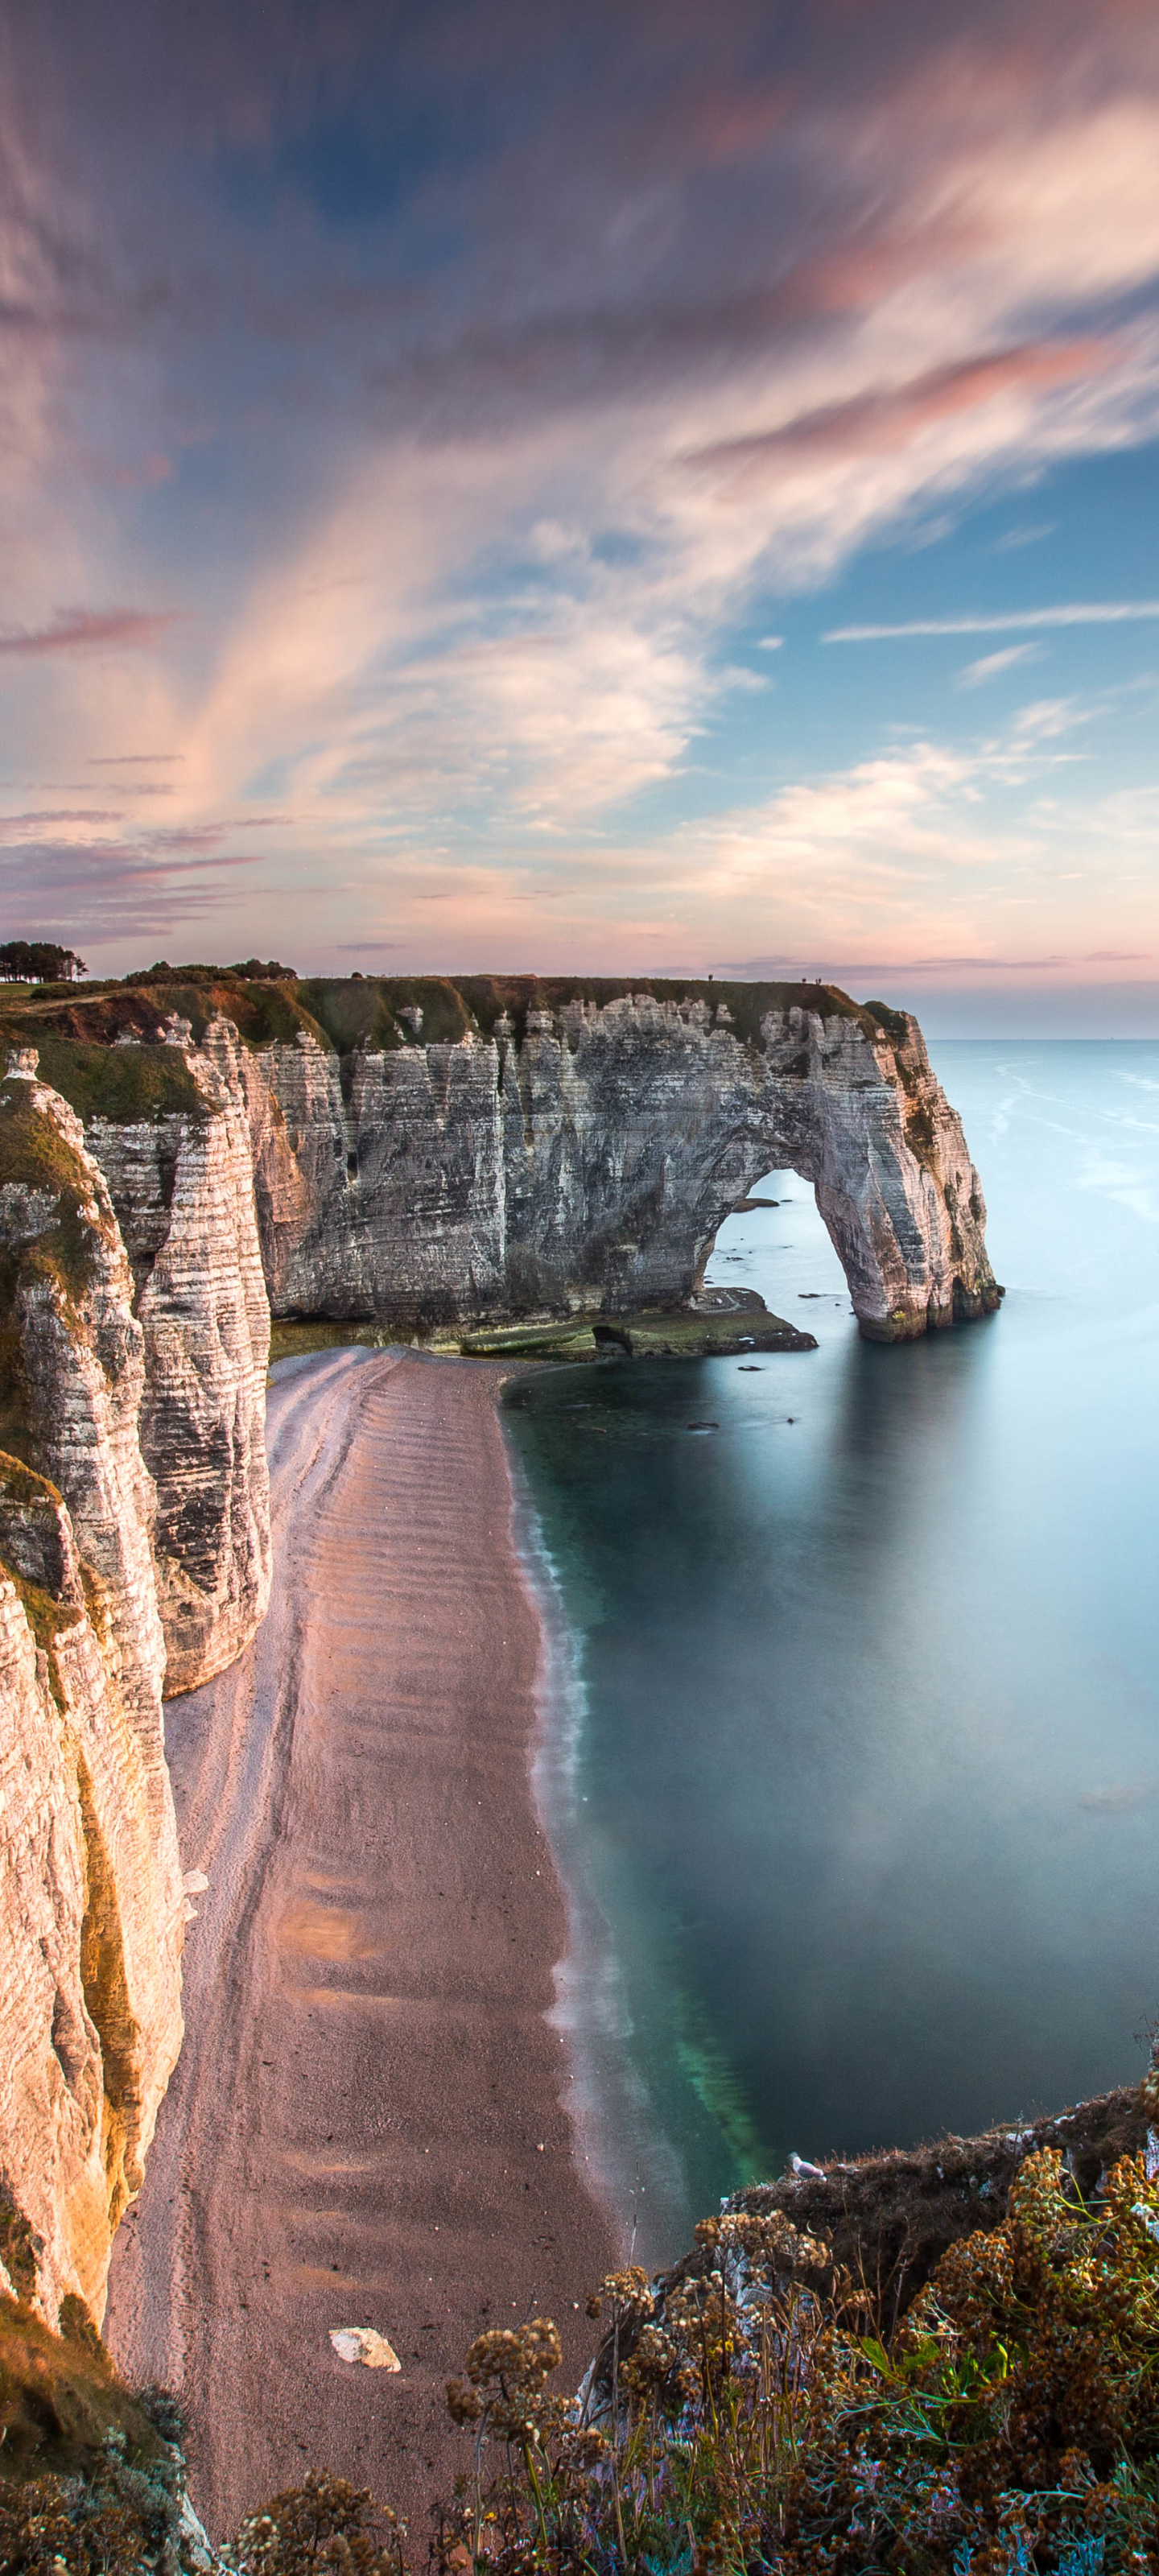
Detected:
left=501, top=1041, right=1159, bottom=2266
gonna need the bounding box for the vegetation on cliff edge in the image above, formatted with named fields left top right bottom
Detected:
left=427, top=2137, right=1159, bottom=2574
left=0, top=970, right=880, bottom=1100
left=7, top=2079, right=1159, bottom=2571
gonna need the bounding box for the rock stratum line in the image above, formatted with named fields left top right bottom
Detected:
left=104, top=1348, right=614, bottom=2539
left=0, top=971, right=996, bottom=2365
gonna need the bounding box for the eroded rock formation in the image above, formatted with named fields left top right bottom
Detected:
left=89, top=1019, right=271, bottom=1693
left=0, top=1073, right=184, bottom=2323
left=235, top=983, right=997, bottom=1343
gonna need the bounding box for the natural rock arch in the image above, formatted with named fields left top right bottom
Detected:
left=240, top=981, right=1000, bottom=1344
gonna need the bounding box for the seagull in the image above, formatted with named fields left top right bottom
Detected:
left=788, top=2153, right=826, bottom=2181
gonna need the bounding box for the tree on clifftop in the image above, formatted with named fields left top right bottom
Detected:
left=0, top=940, right=86, bottom=982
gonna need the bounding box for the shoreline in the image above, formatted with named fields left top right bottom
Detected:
left=501, top=1394, right=694, bottom=2271
left=105, top=1348, right=617, bottom=2542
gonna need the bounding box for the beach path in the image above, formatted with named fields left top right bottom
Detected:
left=105, top=1348, right=616, bottom=2544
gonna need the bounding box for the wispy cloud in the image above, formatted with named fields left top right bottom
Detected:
left=0, top=837, right=263, bottom=943
left=0, top=809, right=124, bottom=832
left=957, top=644, right=1043, bottom=687
left=0, top=609, right=180, bottom=656
left=827, top=602, right=1159, bottom=642
left=718, top=950, right=1150, bottom=976
left=682, top=343, right=1115, bottom=486
left=993, top=522, right=1057, bottom=551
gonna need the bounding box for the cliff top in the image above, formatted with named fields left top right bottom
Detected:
left=0, top=971, right=901, bottom=1128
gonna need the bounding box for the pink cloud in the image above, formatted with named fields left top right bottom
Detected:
left=109, top=452, right=174, bottom=489
left=0, top=609, right=181, bottom=655
left=683, top=341, right=1118, bottom=486
left=719, top=951, right=1149, bottom=975
left=0, top=809, right=124, bottom=832
left=0, top=834, right=266, bottom=945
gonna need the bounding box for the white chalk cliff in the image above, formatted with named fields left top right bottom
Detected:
left=239, top=985, right=997, bottom=1342
left=0, top=1067, right=184, bottom=2322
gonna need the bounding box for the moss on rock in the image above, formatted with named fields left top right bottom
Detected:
left=0, top=2293, right=170, bottom=2488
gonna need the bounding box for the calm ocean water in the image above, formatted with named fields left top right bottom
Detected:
left=502, top=1042, right=1159, bottom=2264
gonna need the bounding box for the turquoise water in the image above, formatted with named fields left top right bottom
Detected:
left=503, top=1042, right=1159, bottom=2262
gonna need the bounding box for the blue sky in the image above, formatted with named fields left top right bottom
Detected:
left=2, top=0, right=1159, bottom=1027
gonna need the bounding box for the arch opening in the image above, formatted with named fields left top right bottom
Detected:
left=693, top=1162, right=850, bottom=1334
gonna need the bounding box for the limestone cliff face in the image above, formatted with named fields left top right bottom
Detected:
left=242, top=1026, right=507, bottom=1321
left=1, top=1071, right=169, bottom=1754
left=235, top=989, right=996, bottom=1343
left=0, top=1071, right=184, bottom=2324
left=0, top=1552, right=183, bottom=2326
left=88, top=1019, right=271, bottom=1694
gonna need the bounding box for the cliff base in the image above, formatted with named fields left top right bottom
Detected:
left=459, top=1298, right=817, bottom=1360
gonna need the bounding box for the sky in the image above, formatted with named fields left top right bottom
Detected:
left=3, top=1, right=1159, bottom=1029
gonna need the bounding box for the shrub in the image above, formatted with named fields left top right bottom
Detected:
left=433, top=2148, right=1159, bottom=2574
left=0, top=2438, right=180, bottom=2574
left=225, top=2468, right=405, bottom=2576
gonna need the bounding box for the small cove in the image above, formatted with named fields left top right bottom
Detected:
left=503, top=1041, right=1159, bottom=2265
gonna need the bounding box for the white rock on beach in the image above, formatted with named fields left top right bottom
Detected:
left=329, top=2326, right=402, bottom=2371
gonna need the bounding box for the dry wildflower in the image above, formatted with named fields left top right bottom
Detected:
left=585, top=2266, right=654, bottom=2322
left=445, top=2319, right=563, bottom=2449
left=433, top=2141, right=1159, bottom=2576
left=226, top=2470, right=404, bottom=2576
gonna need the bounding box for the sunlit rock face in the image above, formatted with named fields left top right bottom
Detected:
left=0, top=1075, right=184, bottom=2324
left=88, top=1019, right=272, bottom=1694
left=241, top=995, right=997, bottom=1344
left=2, top=1075, right=170, bottom=1753
left=0, top=1564, right=184, bottom=2326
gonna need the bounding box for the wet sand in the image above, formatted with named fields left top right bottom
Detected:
left=105, top=1348, right=618, bottom=2545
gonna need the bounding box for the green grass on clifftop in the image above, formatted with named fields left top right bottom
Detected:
left=0, top=970, right=911, bottom=1139
left=0, top=969, right=871, bottom=1065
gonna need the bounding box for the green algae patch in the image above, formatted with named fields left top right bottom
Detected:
left=0, top=1081, right=94, bottom=1208
left=0, top=1274, right=32, bottom=1472
left=600, top=1308, right=815, bottom=1357
left=0, top=1558, right=85, bottom=1707
left=859, top=997, right=912, bottom=1046
left=460, top=1319, right=604, bottom=1361
left=269, top=1318, right=395, bottom=1364
left=0, top=1450, right=63, bottom=1512
left=459, top=1307, right=816, bottom=1360
left=0, top=1090, right=114, bottom=1483
left=0, top=1457, right=88, bottom=1703
left=0, top=1084, right=111, bottom=1307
